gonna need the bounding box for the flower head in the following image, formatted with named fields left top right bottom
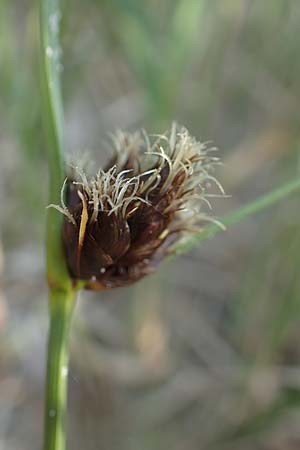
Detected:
left=50, top=124, right=223, bottom=289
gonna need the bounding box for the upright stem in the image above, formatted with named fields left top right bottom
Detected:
left=39, top=1, right=76, bottom=450
left=39, top=0, right=70, bottom=287
left=44, top=290, right=76, bottom=450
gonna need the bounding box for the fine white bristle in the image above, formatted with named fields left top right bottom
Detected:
left=49, top=124, right=224, bottom=231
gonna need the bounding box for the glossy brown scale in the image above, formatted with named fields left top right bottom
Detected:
left=63, top=212, right=130, bottom=279
left=62, top=180, right=174, bottom=288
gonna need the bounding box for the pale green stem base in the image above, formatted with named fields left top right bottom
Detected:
left=43, top=289, right=76, bottom=450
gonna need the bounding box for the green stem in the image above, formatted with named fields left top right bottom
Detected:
left=44, top=290, right=76, bottom=450
left=173, top=177, right=300, bottom=255
left=39, top=1, right=76, bottom=450
left=39, top=0, right=70, bottom=288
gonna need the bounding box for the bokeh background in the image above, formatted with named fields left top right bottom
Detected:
left=1, top=1, right=300, bottom=449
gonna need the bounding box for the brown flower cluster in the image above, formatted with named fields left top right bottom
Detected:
left=50, top=124, right=223, bottom=289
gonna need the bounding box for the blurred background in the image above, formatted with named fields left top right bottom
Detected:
left=1, top=1, right=300, bottom=449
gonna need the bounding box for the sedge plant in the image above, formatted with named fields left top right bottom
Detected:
left=39, top=1, right=300, bottom=450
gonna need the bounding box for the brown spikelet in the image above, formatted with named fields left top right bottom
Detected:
left=49, top=124, right=223, bottom=289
